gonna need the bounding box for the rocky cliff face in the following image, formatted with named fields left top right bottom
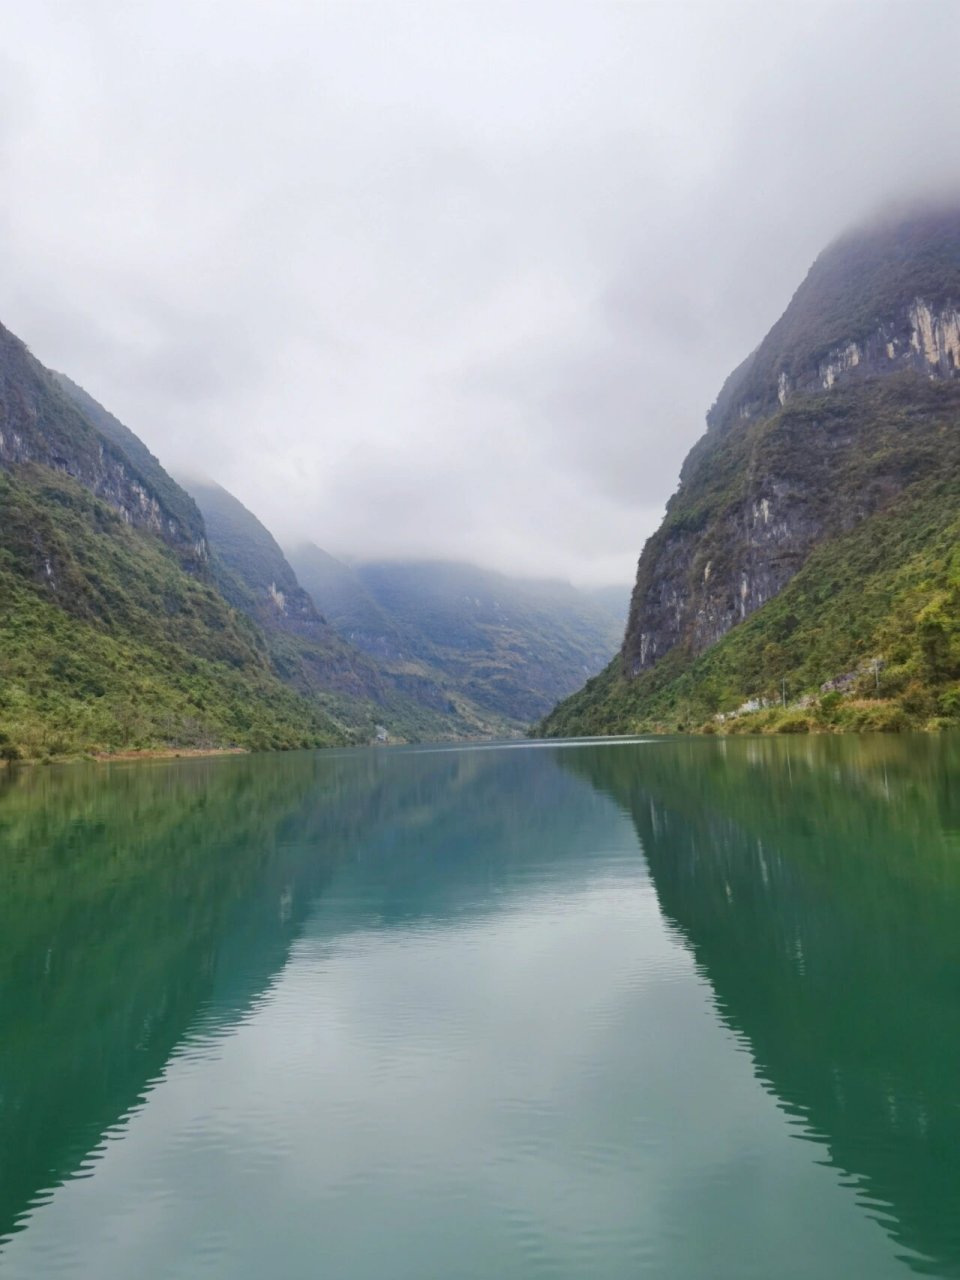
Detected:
left=718, top=297, right=960, bottom=425
left=0, top=325, right=207, bottom=571
left=623, top=207, right=960, bottom=678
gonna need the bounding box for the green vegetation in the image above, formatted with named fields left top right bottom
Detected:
left=540, top=376, right=960, bottom=739
left=0, top=466, right=350, bottom=759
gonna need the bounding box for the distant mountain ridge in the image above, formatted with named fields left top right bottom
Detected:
left=541, top=204, right=960, bottom=737
left=290, top=546, right=628, bottom=725
left=180, top=479, right=507, bottom=741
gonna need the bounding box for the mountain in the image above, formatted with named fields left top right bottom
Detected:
left=289, top=548, right=628, bottom=725
left=286, top=543, right=405, bottom=660
left=180, top=479, right=501, bottom=741
left=541, top=204, right=960, bottom=737
left=0, top=307, right=623, bottom=758
left=177, top=477, right=381, bottom=699
left=0, top=324, right=351, bottom=759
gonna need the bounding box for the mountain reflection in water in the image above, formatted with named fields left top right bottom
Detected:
left=0, top=735, right=958, bottom=1278
left=563, top=734, right=960, bottom=1274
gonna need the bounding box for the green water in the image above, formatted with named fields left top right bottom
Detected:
left=1, top=735, right=959, bottom=1278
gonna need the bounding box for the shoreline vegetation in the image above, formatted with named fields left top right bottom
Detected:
left=693, top=695, right=951, bottom=737
left=0, top=729, right=524, bottom=766
left=2, top=708, right=956, bottom=769
left=0, top=745, right=252, bottom=767
left=88, top=746, right=250, bottom=762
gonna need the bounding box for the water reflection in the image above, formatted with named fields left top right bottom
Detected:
left=0, top=752, right=340, bottom=1242
left=0, top=744, right=624, bottom=1248
left=564, top=734, right=960, bottom=1275
left=2, top=735, right=960, bottom=1277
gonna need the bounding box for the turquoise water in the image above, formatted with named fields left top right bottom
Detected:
left=1, top=735, right=959, bottom=1277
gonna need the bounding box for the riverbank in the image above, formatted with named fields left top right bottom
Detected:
left=1, top=744, right=251, bottom=767
left=88, top=746, right=250, bottom=762
left=695, top=694, right=954, bottom=736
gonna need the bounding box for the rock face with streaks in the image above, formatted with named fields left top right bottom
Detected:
left=0, top=326, right=207, bottom=571
left=622, top=205, right=960, bottom=678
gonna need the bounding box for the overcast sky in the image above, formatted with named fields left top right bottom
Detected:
left=2, top=1, right=959, bottom=585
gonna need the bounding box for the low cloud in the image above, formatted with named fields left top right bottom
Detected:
left=2, top=1, right=958, bottom=584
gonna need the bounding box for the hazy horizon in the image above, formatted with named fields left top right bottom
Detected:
left=3, top=1, right=959, bottom=585
left=175, top=469, right=634, bottom=590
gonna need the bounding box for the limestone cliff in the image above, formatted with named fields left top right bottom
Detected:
left=540, top=204, right=960, bottom=737
left=0, top=325, right=207, bottom=571
left=623, top=207, right=960, bottom=678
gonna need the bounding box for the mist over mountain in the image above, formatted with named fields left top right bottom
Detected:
left=541, top=204, right=960, bottom=737
left=0, top=323, right=626, bottom=758
left=5, top=3, right=960, bottom=586
left=290, top=547, right=628, bottom=726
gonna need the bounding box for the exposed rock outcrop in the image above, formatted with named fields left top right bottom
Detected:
left=0, top=325, right=207, bottom=571
left=623, top=207, right=960, bottom=678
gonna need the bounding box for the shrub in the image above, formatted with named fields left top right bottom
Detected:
left=777, top=714, right=811, bottom=734
left=869, top=703, right=910, bottom=732
left=900, top=680, right=936, bottom=718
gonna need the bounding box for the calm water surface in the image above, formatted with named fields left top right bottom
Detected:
left=1, top=735, right=959, bottom=1278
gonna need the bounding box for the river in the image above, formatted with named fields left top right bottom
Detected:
left=1, top=734, right=958, bottom=1277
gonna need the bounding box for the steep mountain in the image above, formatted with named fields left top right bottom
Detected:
left=0, top=323, right=349, bottom=758
left=290, top=548, right=628, bottom=725
left=178, top=478, right=378, bottom=696
left=0, top=329, right=206, bottom=570
left=541, top=204, right=960, bottom=737
left=175, top=478, right=323, bottom=627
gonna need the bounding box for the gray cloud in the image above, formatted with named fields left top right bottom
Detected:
left=2, top=1, right=959, bottom=584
